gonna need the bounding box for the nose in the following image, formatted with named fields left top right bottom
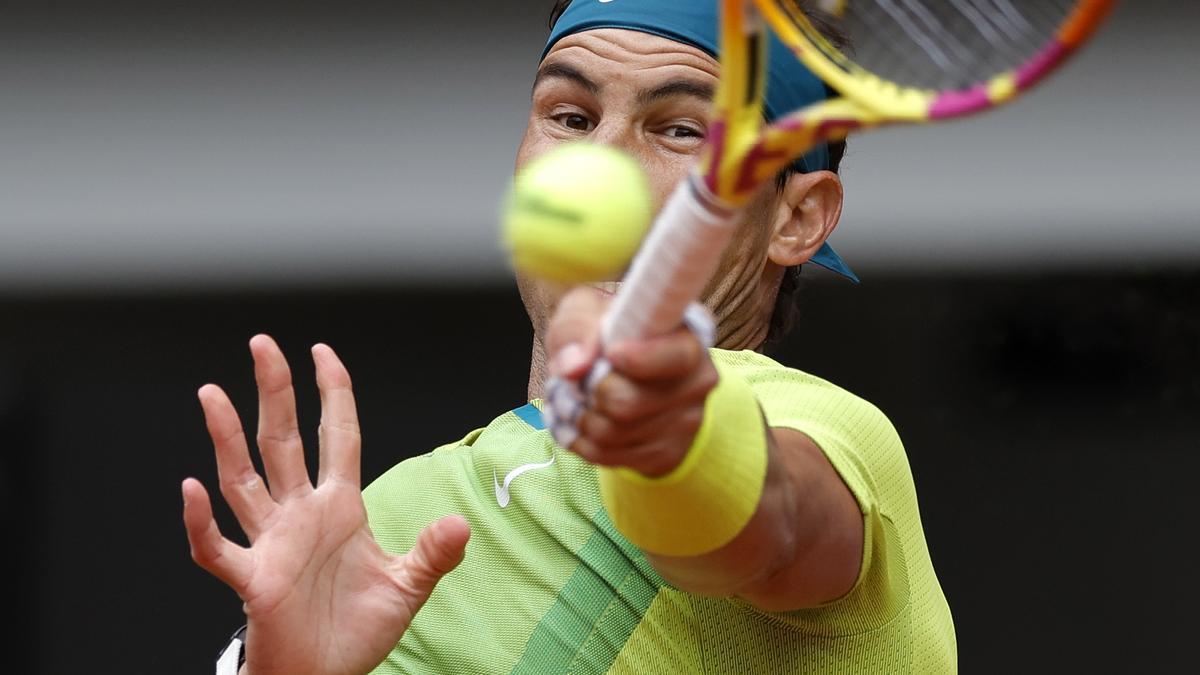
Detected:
left=587, top=117, right=640, bottom=158
left=586, top=117, right=654, bottom=177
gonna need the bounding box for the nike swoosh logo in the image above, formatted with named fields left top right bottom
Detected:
left=493, top=455, right=556, bottom=508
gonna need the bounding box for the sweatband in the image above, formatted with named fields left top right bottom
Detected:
left=599, top=358, right=768, bottom=557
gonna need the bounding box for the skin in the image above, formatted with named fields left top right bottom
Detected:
left=182, top=28, right=862, bottom=675
left=183, top=336, right=471, bottom=675
left=522, top=29, right=862, bottom=608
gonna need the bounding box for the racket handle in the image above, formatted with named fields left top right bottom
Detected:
left=602, top=175, right=741, bottom=345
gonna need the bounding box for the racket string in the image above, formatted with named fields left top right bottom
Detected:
left=783, top=0, right=1074, bottom=90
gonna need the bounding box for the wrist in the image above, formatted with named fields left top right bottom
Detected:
left=599, top=360, right=768, bottom=557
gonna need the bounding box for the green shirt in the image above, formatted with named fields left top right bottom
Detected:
left=364, top=349, right=955, bottom=673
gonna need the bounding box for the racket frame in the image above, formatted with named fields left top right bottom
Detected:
left=754, top=0, right=1117, bottom=121
left=602, top=0, right=1116, bottom=345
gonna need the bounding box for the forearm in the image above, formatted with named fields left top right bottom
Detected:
left=541, top=291, right=862, bottom=610
left=640, top=426, right=863, bottom=611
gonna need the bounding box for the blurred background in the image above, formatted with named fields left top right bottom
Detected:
left=1, top=1, right=1196, bottom=673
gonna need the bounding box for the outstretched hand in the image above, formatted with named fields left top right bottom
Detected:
left=182, top=335, right=470, bottom=675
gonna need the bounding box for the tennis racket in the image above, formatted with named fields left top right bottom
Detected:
left=601, top=0, right=1115, bottom=346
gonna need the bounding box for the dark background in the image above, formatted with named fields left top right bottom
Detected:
left=2, top=1, right=1198, bottom=674
left=3, top=272, right=1197, bottom=674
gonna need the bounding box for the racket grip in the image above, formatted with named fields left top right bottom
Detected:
left=602, top=175, right=742, bottom=345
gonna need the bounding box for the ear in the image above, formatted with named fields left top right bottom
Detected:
left=766, top=170, right=844, bottom=268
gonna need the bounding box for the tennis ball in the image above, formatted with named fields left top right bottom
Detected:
left=502, top=142, right=653, bottom=284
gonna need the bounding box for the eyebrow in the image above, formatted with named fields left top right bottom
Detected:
left=635, top=79, right=715, bottom=106
left=532, top=64, right=715, bottom=108
left=532, top=63, right=600, bottom=95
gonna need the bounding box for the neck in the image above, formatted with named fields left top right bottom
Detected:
left=527, top=332, right=550, bottom=401
left=525, top=306, right=772, bottom=403
left=705, top=262, right=780, bottom=354
left=715, top=313, right=769, bottom=353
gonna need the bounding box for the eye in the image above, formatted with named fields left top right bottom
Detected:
left=553, top=113, right=595, bottom=132
left=664, top=125, right=704, bottom=139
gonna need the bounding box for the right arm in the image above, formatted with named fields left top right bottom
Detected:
left=182, top=334, right=470, bottom=675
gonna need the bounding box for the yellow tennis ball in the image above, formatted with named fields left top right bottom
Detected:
left=502, top=143, right=653, bottom=284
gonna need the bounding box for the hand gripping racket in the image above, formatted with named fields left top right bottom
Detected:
left=601, top=0, right=1115, bottom=347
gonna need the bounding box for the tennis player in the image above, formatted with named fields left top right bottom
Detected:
left=183, top=2, right=956, bottom=673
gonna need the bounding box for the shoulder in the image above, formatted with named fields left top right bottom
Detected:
left=361, top=403, right=556, bottom=551
left=712, top=348, right=866, bottom=402
left=711, top=349, right=899, bottom=450
left=361, top=429, right=484, bottom=551
left=712, top=349, right=909, bottom=512
left=363, top=429, right=481, bottom=501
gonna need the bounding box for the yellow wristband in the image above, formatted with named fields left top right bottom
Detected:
left=598, top=360, right=768, bottom=557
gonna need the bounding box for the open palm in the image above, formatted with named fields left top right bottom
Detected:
left=182, top=335, right=470, bottom=675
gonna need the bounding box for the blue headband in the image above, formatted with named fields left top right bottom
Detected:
left=542, top=0, right=857, bottom=282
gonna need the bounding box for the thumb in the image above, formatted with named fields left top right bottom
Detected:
left=398, top=515, right=471, bottom=602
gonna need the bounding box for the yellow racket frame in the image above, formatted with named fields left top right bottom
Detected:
left=699, top=0, right=1116, bottom=207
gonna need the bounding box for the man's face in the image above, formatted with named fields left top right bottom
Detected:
left=515, top=28, right=780, bottom=345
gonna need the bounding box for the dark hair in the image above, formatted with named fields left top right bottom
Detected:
left=548, top=0, right=572, bottom=27
left=547, top=0, right=849, bottom=349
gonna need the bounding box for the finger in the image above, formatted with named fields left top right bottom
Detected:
left=182, top=478, right=254, bottom=592
left=571, top=434, right=691, bottom=478
left=545, top=288, right=608, bottom=379
left=250, top=334, right=313, bottom=500
left=591, top=363, right=717, bottom=423
left=607, top=328, right=705, bottom=381
left=312, top=344, right=361, bottom=487
left=578, top=402, right=705, bottom=449
left=395, top=515, right=471, bottom=612
left=199, top=384, right=277, bottom=539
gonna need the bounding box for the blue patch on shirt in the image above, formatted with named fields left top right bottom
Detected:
left=512, top=403, right=546, bottom=431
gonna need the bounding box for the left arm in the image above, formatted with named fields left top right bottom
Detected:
left=547, top=289, right=863, bottom=611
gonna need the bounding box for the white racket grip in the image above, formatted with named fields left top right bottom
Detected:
left=602, top=176, right=741, bottom=345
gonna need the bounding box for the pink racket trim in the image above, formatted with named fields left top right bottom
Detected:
left=929, top=0, right=1115, bottom=120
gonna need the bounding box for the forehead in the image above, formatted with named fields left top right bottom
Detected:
left=539, top=28, right=720, bottom=83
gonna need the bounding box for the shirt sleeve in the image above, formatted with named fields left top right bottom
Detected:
left=715, top=349, right=917, bottom=635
